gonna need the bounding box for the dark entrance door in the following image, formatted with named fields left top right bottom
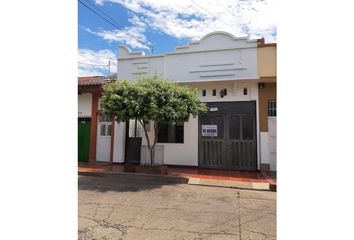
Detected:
left=198, top=101, right=257, bottom=170
left=78, top=118, right=91, bottom=162
left=125, top=119, right=143, bottom=164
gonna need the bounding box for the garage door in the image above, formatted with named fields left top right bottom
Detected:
left=198, top=101, right=257, bottom=170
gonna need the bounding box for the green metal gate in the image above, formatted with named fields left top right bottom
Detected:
left=78, top=118, right=91, bottom=162
left=198, top=101, right=257, bottom=170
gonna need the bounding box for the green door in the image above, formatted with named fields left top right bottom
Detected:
left=78, top=118, right=91, bottom=162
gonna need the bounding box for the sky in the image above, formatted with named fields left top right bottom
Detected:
left=78, top=0, right=277, bottom=77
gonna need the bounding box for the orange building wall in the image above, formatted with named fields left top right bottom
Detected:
left=259, top=83, right=276, bottom=132
left=258, top=45, right=276, bottom=78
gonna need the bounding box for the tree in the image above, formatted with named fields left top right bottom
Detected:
left=100, top=76, right=207, bottom=166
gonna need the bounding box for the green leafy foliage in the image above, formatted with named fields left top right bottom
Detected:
left=100, top=76, right=207, bottom=166
left=100, top=76, right=207, bottom=125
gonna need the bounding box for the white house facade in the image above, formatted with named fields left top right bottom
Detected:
left=82, top=32, right=276, bottom=174
left=107, top=31, right=275, bottom=173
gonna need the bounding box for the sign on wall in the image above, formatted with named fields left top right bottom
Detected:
left=202, top=125, right=217, bottom=137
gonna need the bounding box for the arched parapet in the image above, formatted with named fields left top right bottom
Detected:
left=173, top=31, right=257, bottom=53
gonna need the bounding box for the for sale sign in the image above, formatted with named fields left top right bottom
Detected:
left=202, top=125, right=217, bottom=137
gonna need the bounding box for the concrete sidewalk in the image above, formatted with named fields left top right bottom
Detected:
left=78, top=162, right=276, bottom=191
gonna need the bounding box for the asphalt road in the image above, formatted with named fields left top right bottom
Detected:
left=78, top=174, right=276, bottom=240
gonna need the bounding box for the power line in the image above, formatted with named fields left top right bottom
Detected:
left=213, top=0, right=249, bottom=35
left=79, top=0, right=152, bottom=51
left=214, top=0, right=237, bottom=17
left=83, top=0, right=135, bottom=38
left=189, top=0, right=236, bottom=32
left=78, top=0, right=153, bottom=52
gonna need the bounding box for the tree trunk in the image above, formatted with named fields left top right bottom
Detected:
left=139, top=120, right=159, bottom=167
left=151, top=122, right=159, bottom=166
left=139, top=120, right=151, bottom=166
left=150, top=146, right=154, bottom=166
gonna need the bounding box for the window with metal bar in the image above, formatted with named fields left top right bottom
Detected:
left=268, top=100, right=276, bottom=116
left=157, top=122, right=184, bottom=143
left=99, top=114, right=112, bottom=136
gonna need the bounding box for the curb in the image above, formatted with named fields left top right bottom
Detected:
left=78, top=171, right=274, bottom=191
left=78, top=171, right=189, bottom=184
left=187, top=178, right=270, bottom=191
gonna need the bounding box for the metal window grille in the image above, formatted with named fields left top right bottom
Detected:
left=128, top=119, right=143, bottom=137
left=99, top=114, right=113, bottom=136
left=268, top=100, right=276, bottom=116
left=157, top=122, right=184, bottom=143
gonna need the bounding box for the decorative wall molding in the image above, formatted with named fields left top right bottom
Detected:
left=200, top=63, right=234, bottom=67
left=200, top=74, right=236, bottom=78
left=189, top=67, right=246, bottom=73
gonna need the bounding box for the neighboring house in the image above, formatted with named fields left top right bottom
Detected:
left=257, top=38, right=277, bottom=176
left=78, top=76, right=114, bottom=162
left=79, top=31, right=276, bottom=175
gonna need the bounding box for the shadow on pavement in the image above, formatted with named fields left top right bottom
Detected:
left=78, top=173, right=189, bottom=193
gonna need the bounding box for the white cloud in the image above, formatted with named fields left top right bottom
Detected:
left=78, top=49, right=117, bottom=77
left=84, top=16, right=151, bottom=50
left=78, top=67, right=105, bottom=77
left=94, top=0, right=276, bottom=44
left=80, top=1, right=276, bottom=76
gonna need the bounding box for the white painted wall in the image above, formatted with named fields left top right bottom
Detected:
left=117, top=55, right=164, bottom=82
left=259, top=117, right=277, bottom=172
left=268, top=117, right=277, bottom=171
left=140, top=117, right=199, bottom=166
left=164, top=48, right=257, bottom=82
left=112, top=122, right=126, bottom=163
left=159, top=117, right=199, bottom=166
left=141, top=145, right=164, bottom=166
left=260, top=132, right=270, bottom=165
left=78, top=93, right=92, bottom=117
left=117, top=32, right=258, bottom=83
left=188, top=80, right=258, bottom=102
